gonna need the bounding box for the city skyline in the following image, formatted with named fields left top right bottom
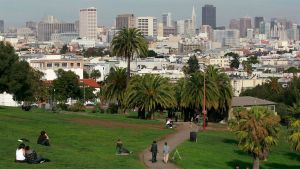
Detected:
left=0, top=0, right=300, bottom=28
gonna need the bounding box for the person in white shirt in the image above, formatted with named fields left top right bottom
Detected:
left=16, top=143, right=26, bottom=162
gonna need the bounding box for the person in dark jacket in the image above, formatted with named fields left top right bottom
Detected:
left=24, top=146, right=50, bottom=164
left=37, top=131, right=50, bottom=146
left=150, top=141, right=158, bottom=163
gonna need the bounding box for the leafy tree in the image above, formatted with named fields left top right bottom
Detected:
left=53, top=69, right=81, bottom=102
left=284, top=67, right=299, bottom=74
left=125, top=74, right=176, bottom=119
left=148, top=50, right=158, bottom=57
left=60, top=44, right=68, bottom=54
left=80, top=84, right=96, bottom=102
left=230, top=107, right=281, bottom=169
left=247, top=55, right=259, bottom=64
left=90, top=70, right=101, bottom=80
left=83, top=47, right=110, bottom=57
left=83, top=70, right=89, bottom=79
left=110, top=28, right=148, bottom=84
left=9, top=61, right=44, bottom=102
left=103, top=67, right=127, bottom=113
left=226, top=52, right=240, bottom=69
left=288, top=120, right=300, bottom=153
left=0, top=41, right=19, bottom=93
left=183, top=55, right=200, bottom=75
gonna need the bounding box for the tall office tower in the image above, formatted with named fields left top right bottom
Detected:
left=116, top=14, right=135, bottom=30
left=37, top=16, right=75, bottom=41
left=26, top=21, right=37, bottom=31
left=224, top=29, right=240, bottom=47
left=176, top=20, right=185, bottom=35
left=239, top=17, right=252, bottom=38
left=229, top=19, right=240, bottom=30
left=200, top=25, right=213, bottom=40
left=202, top=4, right=216, bottom=28
left=247, top=29, right=254, bottom=39
left=298, top=25, right=300, bottom=40
left=191, top=6, right=196, bottom=33
left=79, top=7, right=97, bottom=39
left=162, top=13, right=172, bottom=27
left=136, top=17, right=157, bottom=37
left=254, top=17, right=264, bottom=29
left=0, top=20, right=4, bottom=33
left=213, top=30, right=225, bottom=45
left=287, top=24, right=299, bottom=41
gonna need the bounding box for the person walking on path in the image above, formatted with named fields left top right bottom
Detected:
left=163, top=142, right=170, bottom=164
left=150, top=141, right=158, bottom=163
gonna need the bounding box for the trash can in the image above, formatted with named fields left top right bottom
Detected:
left=190, top=132, right=197, bottom=142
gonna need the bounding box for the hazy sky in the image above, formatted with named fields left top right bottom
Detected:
left=0, top=0, right=299, bottom=28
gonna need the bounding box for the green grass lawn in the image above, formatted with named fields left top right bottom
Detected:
left=0, top=107, right=171, bottom=169
left=172, top=130, right=300, bottom=169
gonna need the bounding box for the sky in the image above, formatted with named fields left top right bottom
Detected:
left=0, top=0, right=299, bottom=28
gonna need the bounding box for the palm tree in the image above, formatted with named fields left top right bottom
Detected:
left=124, top=74, right=176, bottom=119
left=288, top=120, right=300, bottom=153
left=266, top=77, right=281, bottom=93
left=181, top=72, right=219, bottom=111
left=110, top=28, right=148, bottom=84
left=103, top=67, right=127, bottom=112
left=230, top=107, right=281, bottom=169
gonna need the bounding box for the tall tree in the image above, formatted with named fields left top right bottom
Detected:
left=110, top=28, right=148, bottom=84
left=125, top=74, right=176, bottom=119
left=103, top=67, right=127, bottom=112
left=225, top=52, right=240, bottom=69
left=90, top=69, right=101, bottom=80
left=0, top=41, right=19, bottom=93
left=60, top=44, right=68, bottom=54
left=230, top=107, right=281, bottom=169
left=53, top=69, right=81, bottom=102
left=183, top=55, right=200, bottom=75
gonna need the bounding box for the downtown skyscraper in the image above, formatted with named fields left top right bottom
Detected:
left=202, top=4, right=216, bottom=29
left=79, top=7, right=97, bottom=40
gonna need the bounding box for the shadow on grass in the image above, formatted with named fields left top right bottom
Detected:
left=222, top=138, right=238, bottom=145
left=265, top=163, right=300, bottom=169
left=226, top=160, right=252, bottom=169
left=285, top=152, right=300, bottom=161
left=126, top=115, right=139, bottom=119
left=233, top=150, right=249, bottom=157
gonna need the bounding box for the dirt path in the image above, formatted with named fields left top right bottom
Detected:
left=140, top=122, right=199, bottom=169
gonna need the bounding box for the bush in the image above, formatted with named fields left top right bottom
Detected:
left=106, top=103, right=118, bottom=114
left=69, top=101, right=85, bottom=112
left=57, top=103, right=69, bottom=111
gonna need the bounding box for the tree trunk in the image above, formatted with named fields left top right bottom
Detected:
left=253, top=157, right=260, bottom=169
left=127, top=56, right=131, bottom=85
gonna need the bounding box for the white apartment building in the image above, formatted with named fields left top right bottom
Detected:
left=209, top=56, right=230, bottom=68
left=29, top=55, right=84, bottom=80
left=231, top=78, right=267, bottom=96
left=79, top=7, right=97, bottom=40
left=136, top=17, right=157, bottom=37
left=224, top=29, right=240, bottom=47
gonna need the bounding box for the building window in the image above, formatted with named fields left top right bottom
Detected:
left=77, top=63, right=81, bottom=67
left=47, top=63, right=52, bottom=68
left=70, top=63, right=74, bottom=67
left=62, top=63, right=67, bottom=67
left=54, top=63, right=59, bottom=67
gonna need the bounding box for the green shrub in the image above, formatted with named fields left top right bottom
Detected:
left=69, top=101, right=85, bottom=112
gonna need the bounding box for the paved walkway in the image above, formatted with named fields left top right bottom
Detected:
left=140, top=122, right=199, bottom=169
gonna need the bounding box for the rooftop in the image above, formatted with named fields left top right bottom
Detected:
left=232, top=96, right=276, bottom=107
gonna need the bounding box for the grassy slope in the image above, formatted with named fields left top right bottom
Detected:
left=173, top=131, right=300, bottom=169
left=0, top=107, right=171, bottom=169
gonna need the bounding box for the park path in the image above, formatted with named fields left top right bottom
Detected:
left=140, top=122, right=199, bottom=169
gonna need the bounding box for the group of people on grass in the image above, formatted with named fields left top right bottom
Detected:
left=15, top=131, right=50, bottom=164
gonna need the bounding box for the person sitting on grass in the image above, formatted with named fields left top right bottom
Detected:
left=24, top=146, right=50, bottom=164
left=37, top=131, right=50, bottom=146
left=16, top=143, right=26, bottom=163
left=116, top=139, right=132, bottom=154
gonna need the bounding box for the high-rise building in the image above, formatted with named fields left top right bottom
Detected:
left=79, top=7, right=97, bottom=40
left=200, top=25, right=213, bottom=40
left=224, top=29, right=240, bottom=47
left=202, top=4, right=216, bottom=28
left=116, top=14, right=135, bottom=30
left=162, top=13, right=172, bottom=27
left=229, top=19, right=240, bottom=30
left=37, top=16, right=75, bottom=41
left=176, top=20, right=185, bottom=35
left=254, top=17, right=264, bottom=29
left=191, top=6, right=196, bottom=34
left=239, top=17, right=252, bottom=38
left=136, top=17, right=157, bottom=37
left=0, top=20, right=4, bottom=33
